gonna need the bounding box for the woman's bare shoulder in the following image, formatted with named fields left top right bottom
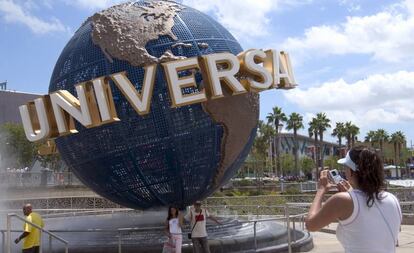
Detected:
left=333, top=191, right=352, bottom=200
left=329, top=191, right=353, bottom=220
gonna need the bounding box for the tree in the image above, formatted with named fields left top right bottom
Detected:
left=349, top=124, right=360, bottom=147
left=365, top=130, right=376, bottom=147
left=390, top=131, right=406, bottom=178
left=280, top=153, right=295, bottom=175
left=332, top=122, right=345, bottom=156
left=344, top=121, right=359, bottom=149
left=308, top=118, right=319, bottom=179
left=252, top=121, right=269, bottom=158
left=38, top=151, right=62, bottom=172
left=374, top=129, right=389, bottom=157
left=251, top=120, right=275, bottom=174
left=315, top=113, right=331, bottom=171
left=286, top=113, right=304, bottom=175
left=300, top=156, right=315, bottom=178
left=0, top=123, right=38, bottom=169
left=324, top=155, right=340, bottom=170
left=266, top=107, right=287, bottom=175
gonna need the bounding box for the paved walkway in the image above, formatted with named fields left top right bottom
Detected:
left=309, top=225, right=414, bottom=252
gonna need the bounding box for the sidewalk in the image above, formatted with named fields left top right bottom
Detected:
left=309, top=225, right=414, bottom=253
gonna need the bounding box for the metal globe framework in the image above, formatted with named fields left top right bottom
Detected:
left=49, top=0, right=258, bottom=209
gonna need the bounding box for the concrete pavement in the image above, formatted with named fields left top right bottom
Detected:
left=309, top=225, right=414, bottom=253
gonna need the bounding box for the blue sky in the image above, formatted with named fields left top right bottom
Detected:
left=0, top=0, right=414, bottom=146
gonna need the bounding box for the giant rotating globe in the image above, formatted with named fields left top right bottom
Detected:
left=49, top=0, right=259, bottom=209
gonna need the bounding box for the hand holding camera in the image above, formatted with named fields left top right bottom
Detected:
left=319, top=170, right=352, bottom=193
left=328, top=169, right=353, bottom=192
left=337, top=180, right=352, bottom=192
left=328, top=169, right=343, bottom=184
left=318, top=170, right=336, bottom=192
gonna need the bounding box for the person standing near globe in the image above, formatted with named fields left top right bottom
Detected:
left=165, top=206, right=184, bottom=253
left=186, top=201, right=221, bottom=253
left=14, top=204, right=44, bottom=253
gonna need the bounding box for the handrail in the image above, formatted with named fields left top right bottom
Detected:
left=1, top=207, right=309, bottom=253
left=3, top=216, right=306, bottom=253
left=2, top=199, right=410, bottom=253
left=0, top=208, right=129, bottom=212
left=6, top=213, right=69, bottom=253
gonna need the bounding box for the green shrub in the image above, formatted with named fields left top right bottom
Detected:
left=283, top=186, right=301, bottom=195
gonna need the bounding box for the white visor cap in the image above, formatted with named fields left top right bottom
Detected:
left=337, top=151, right=358, bottom=171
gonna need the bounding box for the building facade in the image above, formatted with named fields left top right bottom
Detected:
left=274, top=133, right=341, bottom=160
left=0, top=90, right=40, bottom=125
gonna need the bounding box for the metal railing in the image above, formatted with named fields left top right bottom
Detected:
left=2, top=200, right=411, bottom=252
left=0, top=171, right=83, bottom=188
left=228, top=181, right=319, bottom=193
left=1, top=204, right=309, bottom=253
left=241, top=204, right=309, bottom=253
left=5, top=213, right=69, bottom=253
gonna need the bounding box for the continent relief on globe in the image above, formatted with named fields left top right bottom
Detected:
left=91, top=1, right=186, bottom=66
left=90, top=1, right=259, bottom=188
left=202, top=91, right=259, bottom=187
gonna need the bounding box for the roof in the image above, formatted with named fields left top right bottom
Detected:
left=0, top=90, right=41, bottom=124
left=0, top=89, right=43, bottom=96
left=278, top=132, right=340, bottom=147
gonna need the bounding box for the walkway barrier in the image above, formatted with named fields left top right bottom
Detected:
left=2, top=201, right=412, bottom=252
left=1, top=204, right=309, bottom=253
left=0, top=172, right=83, bottom=188
left=5, top=213, right=69, bottom=253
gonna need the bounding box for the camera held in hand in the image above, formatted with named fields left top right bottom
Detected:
left=328, top=169, right=343, bottom=185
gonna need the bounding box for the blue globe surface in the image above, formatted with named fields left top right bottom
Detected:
left=49, top=0, right=259, bottom=209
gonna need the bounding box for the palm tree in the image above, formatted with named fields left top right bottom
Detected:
left=332, top=122, right=345, bottom=156
left=308, top=118, right=319, bottom=180
left=266, top=107, right=287, bottom=175
left=344, top=122, right=353, bottom=150
left=374, top=129, right=389, bottom=156
left=252, top=121, right=275, bottom=176
left=315, top=113, right=331, bottom=170
left=343, top=122, right=360, bottom=150
left=286, top=113, right=304, bottom=175
left=390, top=131, right=406, bottom=178
left=365, top=130, right=376, bottom=147
left=253, top=121, right=273, bottom=158
left=349, top=124, right=360, bottom=147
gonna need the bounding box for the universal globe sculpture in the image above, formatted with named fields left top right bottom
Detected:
left=49, top=0, right=259, bottom=209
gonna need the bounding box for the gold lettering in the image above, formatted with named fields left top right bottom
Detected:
left=50, top=82, right=100, bottom=135
left=162, top=57, right=207, bottom=107
left=199, top=52, right=246, bottom=99
left=111, top=66, right=156, bottom=116
left=238, top=49, right=273, bottom=92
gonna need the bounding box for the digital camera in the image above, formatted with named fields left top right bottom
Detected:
left=328, top=169, right=343, bottom=184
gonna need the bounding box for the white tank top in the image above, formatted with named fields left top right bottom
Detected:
left=336, top=190, right=402, bottom=253
left=169, top=218, right=182, bottom=234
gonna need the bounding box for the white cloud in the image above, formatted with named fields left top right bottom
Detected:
left=183, top=0, right=311, bottom=40
left=284, top=71, right=414, bottom=130
left=405, top=0, right=414, bottom=14
left=64, top=0, right=128, bottom=10
left=183, top=0, right=276, bottom=39
left=0, top=0, right=68, bottom=34
left=283, top=1, right=414, bottom=63
left=339, top=0, right=361, bottom=13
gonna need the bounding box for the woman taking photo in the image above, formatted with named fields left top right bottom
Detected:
left=306, top=146, right=402, bottom=253
left=165, top=206, right=184, bottom=253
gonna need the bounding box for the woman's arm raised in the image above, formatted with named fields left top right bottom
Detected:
left=305, top=170, right=353, bottom=232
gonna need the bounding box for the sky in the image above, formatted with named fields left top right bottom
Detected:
left=0, top=0, right=413, bottom=147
